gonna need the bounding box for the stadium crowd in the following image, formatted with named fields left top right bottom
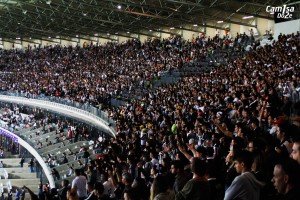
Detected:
left=0, top=31, right=300, bottom=200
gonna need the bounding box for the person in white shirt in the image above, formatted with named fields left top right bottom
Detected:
left=72, top=168, right=87, bottom=200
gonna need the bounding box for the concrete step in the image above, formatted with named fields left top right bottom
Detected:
left=8, top=172, right=37, bottom=179
left=1, top=158, right=24, bottom=168
left=39, top=140, right=86, bottom=156
left=3, top=167, right=32, bottom=174
left=0, top=179, right=40, bottom=187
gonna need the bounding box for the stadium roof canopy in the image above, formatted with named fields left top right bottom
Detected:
left=0, top=0, right=299, bottom=42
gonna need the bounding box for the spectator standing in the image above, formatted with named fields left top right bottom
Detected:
left=21, top=187, right=26, bottom=200
left=150, top=175, right=174, bottom=200
left=28, top=158, right=34, bottom=172
left=85, top=182, right=97, bottom=200
left=170, top=160, right=190, bottom=193
left=51, top=168, right=61, bottom=181
left=224, top=150, right=265, bottom=200
left=87, top=166, right=97, bottom=186
left=94, top=182, right=110, bottom=200
left=7, top=191, right=12, bottom=200
left=58, top=179, right=70, bottom=200
left=290, top=140, right=300, bottom=164
left=175, top=157, right=210, bottom=200
left=15, top=189, right=21, bottom=200
left=83, top=148, right=90, bottom=165
left=20, top=156, right=25, bottom=167
left=72, top=168, right=87, bottom=200
left=272, top=157, right=300, bottom=200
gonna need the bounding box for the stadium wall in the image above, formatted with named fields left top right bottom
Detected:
left=274, top=19, right=300, bottom=40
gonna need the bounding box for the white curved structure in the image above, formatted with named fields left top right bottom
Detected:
left=0, top=127, right=55, bottom=188
left=0, top=95, right=116, bottom=137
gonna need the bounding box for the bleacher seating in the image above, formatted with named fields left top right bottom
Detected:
left=0, top=158, right=40, bottom=194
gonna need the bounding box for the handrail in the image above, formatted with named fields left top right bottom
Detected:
left=0, top=127, right=55, bottom=188
left=0, top=91, right=116, bottom=130
left=0, top=95, right=116, bottom=138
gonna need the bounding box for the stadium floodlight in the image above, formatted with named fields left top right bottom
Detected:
left=217, top=20, right=224, bottom=23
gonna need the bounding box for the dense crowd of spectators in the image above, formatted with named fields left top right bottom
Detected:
left=0, top=31, right=300, bottom=200
left=0, top=33, right=255, bottom=106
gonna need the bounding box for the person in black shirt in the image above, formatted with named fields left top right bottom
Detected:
left=94, top=182, right=110, bottom=200
left=20, top=156, right=25, bottom=168
left=58, top=179, right=70, bottom=200
left=271, top=158, right=300, bottom=200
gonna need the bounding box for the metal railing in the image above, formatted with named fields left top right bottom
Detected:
left=0, top=91, right=116, bottom=130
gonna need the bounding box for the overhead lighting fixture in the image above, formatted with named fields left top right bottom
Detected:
left=115, top=32, right=118, bottom=35
left=18, top=22, right=20, bottom=25
left=48, top=36, right=51, bottom=39
left=117, top=5, right=122, bottom=9
left=217, top=20, right=224, bottom=23
left=56, top=36, right=60, bottom=38
left=82, top=12, right=87, bottom=16
left=107, top=33, right=110, bottom=36
left=149, top=29, right=152, bottom=32
left=94, top=33, right=98, bottom=36
left=29, top=37, right=31, bottom=40
left=76, top=35, right=79, bottom=37
left=170, top=27, right=175, bottom=29
left=193, top=24, right=197, bottom=27
left=46, top=0, right=51, bottom=5
left=22, top=10, right=27, bottom=14
left=242, top=16, right=254, bottom=19
left=127, top=31, right=130, bottom=34
left=16, top=37, right=21, bottom=40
